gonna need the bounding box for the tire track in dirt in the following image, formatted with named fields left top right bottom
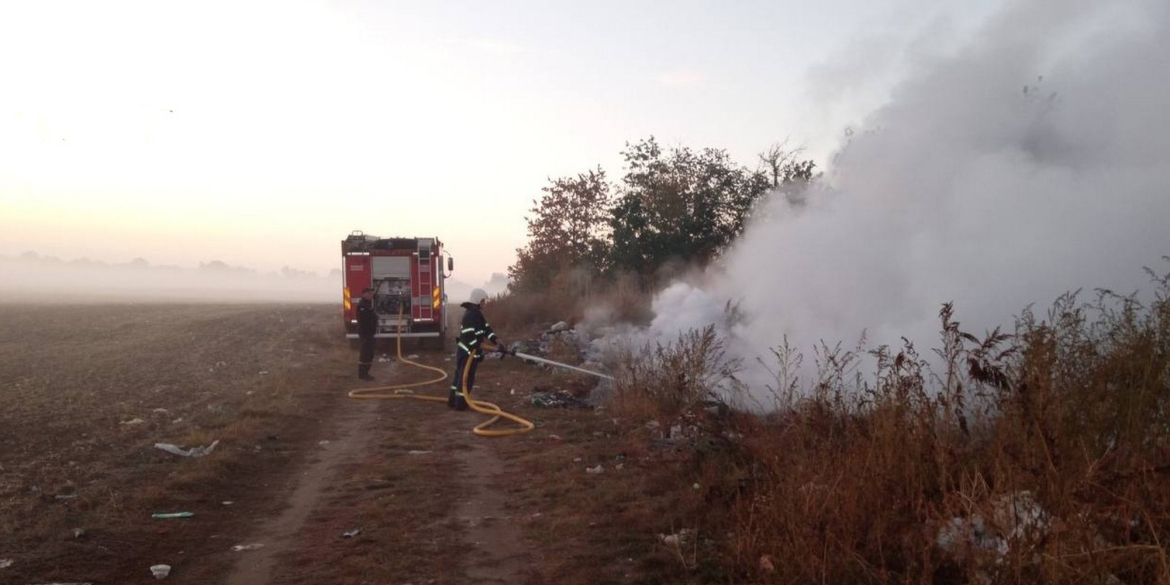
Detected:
left=451, top=434, right=532, bottom=584
left=218, top=342, right=535, bottom=584
left=224, top=365, right=394, bottom=585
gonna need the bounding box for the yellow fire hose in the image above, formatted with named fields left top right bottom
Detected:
left=346, top=307, right=534, bottom=437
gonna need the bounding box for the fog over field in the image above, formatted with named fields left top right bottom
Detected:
left=0, top=253, right=506, bottom=305
left=0, top=254, right=337, bottom=303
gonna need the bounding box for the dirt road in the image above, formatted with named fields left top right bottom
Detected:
left=0, top=304, right=547, bottom=584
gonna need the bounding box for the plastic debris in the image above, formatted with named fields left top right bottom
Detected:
left=150, top=564, right=171, bottom=580
left=407, top=450, right=432, bottom=455
left=155, top=440, right=219, bottom=458
left=120, top=418, right=146, bottom=426
left=343, top=529, right=361, bottom=538
left=152, top=512, right=194, bottom=519
left=937, top=491, right=1048, bottom=558
left=573, top=457, right=583, bottom=463
left=0, top=558, right=12, bottom=568
left=549, top=321, right=569, bottom=333
left=531, top=391, right=590, bottom=409
left=586, top=465, right=604, bottom=474
left=55, top=494, right=77, bottom=500
left=232, top=543, right=264, bottom=552
left=658, top=528, right=692, bottom=547
left=406, top=354, right=420, bottom=359
left=759, top=555, right=776, bottom=573
left=222, top=501, right=234, bottom=506
left=74, top=528, right=85, bottom=538
left=258, top=371, right=269, bottom=375
left=152, top=408, right=169, bottom=414
left=547, top=434, right=563, bottom=441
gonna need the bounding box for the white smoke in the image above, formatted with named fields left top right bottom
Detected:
left=632, top=0, right=1170, bottom=398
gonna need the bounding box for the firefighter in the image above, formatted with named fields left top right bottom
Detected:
left=448, top=289, right=504, bottom=410
left=357, top=287, right=378, bottom=381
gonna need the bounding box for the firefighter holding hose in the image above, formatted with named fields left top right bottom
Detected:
left=448, top=289, right=504, bottom=410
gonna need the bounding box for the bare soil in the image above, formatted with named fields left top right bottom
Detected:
left=1, top=304, right=682, bottom=585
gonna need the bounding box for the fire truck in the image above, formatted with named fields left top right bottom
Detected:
left=341, top=231, right=453, bottom=347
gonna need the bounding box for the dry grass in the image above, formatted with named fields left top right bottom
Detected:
left=489, top=266, right=1170, bottom=584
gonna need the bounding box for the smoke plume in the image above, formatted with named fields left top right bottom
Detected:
left=636, top=0, right=1170, bottom=397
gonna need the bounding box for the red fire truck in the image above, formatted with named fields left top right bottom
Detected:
left=341, top=231, right=453, bottom=347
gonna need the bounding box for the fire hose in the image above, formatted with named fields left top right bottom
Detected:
left=347, top=307, right=533, bottom=436
left=347, top=308, right=614, bottom=436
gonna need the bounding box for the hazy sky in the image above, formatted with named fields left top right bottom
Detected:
left=0, top=0, right=1003, bottom=287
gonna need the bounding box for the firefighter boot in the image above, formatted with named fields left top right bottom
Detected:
left=452, top=389, right=469, bottom=411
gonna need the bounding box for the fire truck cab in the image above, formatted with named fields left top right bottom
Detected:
left=341, top=231, right=453, bottom=347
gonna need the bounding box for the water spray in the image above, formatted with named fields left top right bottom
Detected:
left=505, top=350, right=615, bottom=381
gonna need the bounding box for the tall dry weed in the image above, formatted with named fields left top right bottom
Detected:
left=596, top=264, right=1169, bottom=584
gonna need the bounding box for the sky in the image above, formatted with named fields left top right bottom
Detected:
left=0, top=0, right=1005, bottom=288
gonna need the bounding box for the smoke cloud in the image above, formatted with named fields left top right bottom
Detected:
left=635, top=0, right=1170, bottom=396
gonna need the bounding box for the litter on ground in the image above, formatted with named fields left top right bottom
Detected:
left=531, top=391, right=590, bottom=409
left=152, top=512, right=194, bottom=519
left=155, top=440, right=219, bottom=458
left=150, top=564, right=171, bottom=579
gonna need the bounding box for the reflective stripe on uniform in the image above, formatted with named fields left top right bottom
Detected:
left=461, top=327, right=476, bottom=333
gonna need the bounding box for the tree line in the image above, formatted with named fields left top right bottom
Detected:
left=508, top=137, right=816, bottom=293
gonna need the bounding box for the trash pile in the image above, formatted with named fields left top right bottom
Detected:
left=530, top=390, right=591, bottom=409
left=508, top=321, right=614, bottom=404
left=510, top=321, right=606, bottom=370
left=936, top=490, right=1049, bottom=561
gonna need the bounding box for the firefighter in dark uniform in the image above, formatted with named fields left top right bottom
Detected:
left=357, top=287, right=378, bottom=381
left=448, top=290, right=503, bottom=410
